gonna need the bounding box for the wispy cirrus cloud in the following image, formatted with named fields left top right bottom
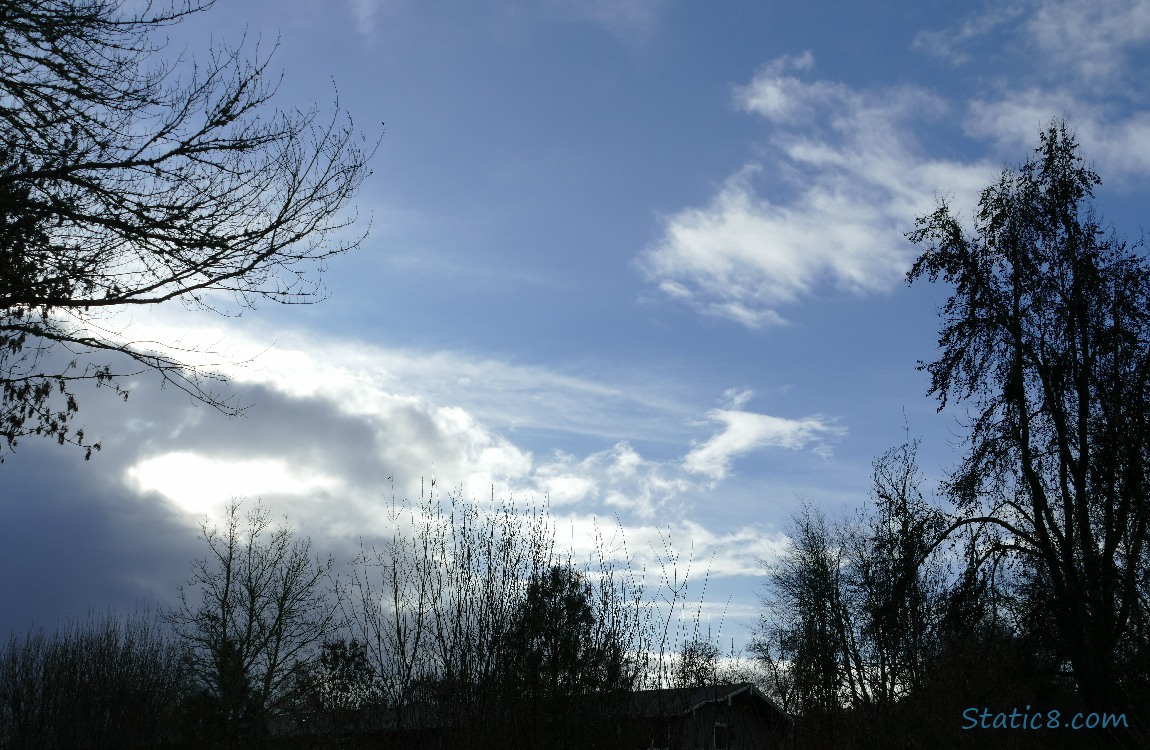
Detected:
left=347, top=0, right=380, bottom=34
left=920, top=0, right=1150, bottom=87
left=912, top=5, right=1026, bottom=65
left=965, top=93, right=1150, bottom=181
left=345, top=0, right=406, bottom=36
left=1026, top=0, right=1150, bottom=85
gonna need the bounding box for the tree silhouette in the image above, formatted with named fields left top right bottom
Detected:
left=0, top=615, right=190, bottom=749
left=505, top=564, right=631, bottom=702
left=0, top=0, right=375, bottom=459
left=756, top=506, right=851, bottom=722
left=167, top=500, right=339, bottom=744
left=908, top=121, right=1150, bottom=713
left=499, top=564, right=634, bottom=748
left=672, top=638, right=721, bottom=689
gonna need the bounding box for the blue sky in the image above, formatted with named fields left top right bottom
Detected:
left=4, top=0, right=1150, bottom=653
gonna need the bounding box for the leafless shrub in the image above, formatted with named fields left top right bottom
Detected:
left=339, top=483, right=699, bottom=748
left=0, top=613, right=190, bottom=749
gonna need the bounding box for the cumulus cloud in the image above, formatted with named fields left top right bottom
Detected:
left=530, top=441, right=692, bottom=518
left=120, top=384, right=534, bottom=538
left=118, top=382, right=536, bottom=539
left=639, top=54, right=993, bottom=328
left=127, top=453, right=348, bottom=520
left=73, top=307, right=844, bottom=530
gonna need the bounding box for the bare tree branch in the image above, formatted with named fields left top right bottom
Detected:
left=0, top=0, right=378, bottom=458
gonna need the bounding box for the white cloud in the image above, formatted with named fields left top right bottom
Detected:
left=684, top=522, right=790, bottom=578
left=684, top=406, right=844, bottom=481
left=347, top=0, right=384, bottom=35
left=966, top=93, right=1150, bottom=181
left=913, top=6, right=1025, bottom=64
left=103, top=307, right=697, bottom=448
left=916, top=1, right=1150, bottom=90
left=734, top=52, right=831, bottom=124
left=639, top=55, right=993, bottom=328
left=576, top=518, right=790, bottom=580
left=648, top=7, right=1150, bottom=331
left=530, top=441, right=692, bottom=518
left=99, top=309, right=838, bottom=593
left=952, top=1, right=1150, bottom=190
left=1, top=304, right=847, bottom=653
left=1026, top=0, right=1150, bottom=84
left=126, top=453, right=347, bottom=520
left=910, top=2, right=1150, bottom=187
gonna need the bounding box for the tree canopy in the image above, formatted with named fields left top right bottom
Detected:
left=0, top=0, right=375, bottom=458
left=907, top=121, right=1150, bottom=708
left=504, top=564, right=632, bottom=702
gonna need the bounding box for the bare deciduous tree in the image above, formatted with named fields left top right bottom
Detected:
left=341, top=485, right=685, bottom=748
left=844, top=438, right=947, bottom=705
left=754, top=504, right=853, bottom=723
left=0, top=0, right=376, bottom=458
left=672, top=638, right=720, bottom=689
left=167, top=499, right=339, bottom=744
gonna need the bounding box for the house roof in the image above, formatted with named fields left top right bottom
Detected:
left=622, top=682, right=790, bottom=725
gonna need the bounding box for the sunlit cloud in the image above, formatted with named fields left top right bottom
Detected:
left=683, top=393, right=845, bottom=482
left=105, top=311, right=835, bottom=580
left=530, top=441, right=691, bottom=518
left=639, top=53, right=993, bottom=328
left=126, top=453, right=346, bottom=520
left=575, top=518, right=791, bottom=579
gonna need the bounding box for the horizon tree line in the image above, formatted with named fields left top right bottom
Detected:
left=0, top=489, right=748, bottom=749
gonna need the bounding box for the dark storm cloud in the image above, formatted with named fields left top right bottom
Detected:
left=0, top=357, right=395, bottom=638
left=0, top=439, right=198, bottom=637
